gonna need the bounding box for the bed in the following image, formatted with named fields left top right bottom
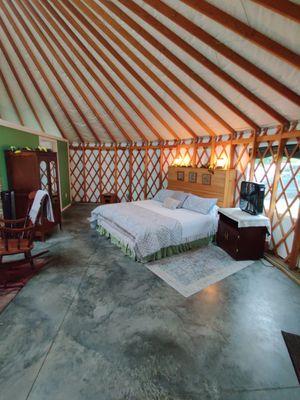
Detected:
left=90, top=198, right=218, bottom=263
left=89, top=166, right=235, bottom=262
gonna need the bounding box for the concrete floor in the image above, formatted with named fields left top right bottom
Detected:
left=0, top=204, right=299, bottom=400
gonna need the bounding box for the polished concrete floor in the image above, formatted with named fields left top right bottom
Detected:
left=0, top=204, right=299, bottom=400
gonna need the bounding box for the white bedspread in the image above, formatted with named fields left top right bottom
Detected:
left=132, top=200, right=218, bottom=240
left=90, top=200, right=218, bottom=260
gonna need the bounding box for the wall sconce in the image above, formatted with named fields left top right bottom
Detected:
left=172, top=154, right=191, bottom=167
left=216, top=157, right=227, bottom=169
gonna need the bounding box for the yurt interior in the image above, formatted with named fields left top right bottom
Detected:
left=0, top=1, right=300, bottom=399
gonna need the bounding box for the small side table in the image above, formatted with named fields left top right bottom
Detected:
left=216, top=208, right=270, bottom=260
left=100, top=193, right=119, bottom=205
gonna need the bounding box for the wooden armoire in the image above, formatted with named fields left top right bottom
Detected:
left=5, top=150, right=61, bottom=239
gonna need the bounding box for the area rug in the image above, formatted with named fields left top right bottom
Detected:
left=0, top=259, right=45, bottom=313
left=282, top=331, right=300, bottom=384
left=146, top=244, right=253, bottom=297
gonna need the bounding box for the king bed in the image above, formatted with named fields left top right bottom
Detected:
left=89, top=167, right=236, bottom=262
left=90, top=197, right=218, bottom=262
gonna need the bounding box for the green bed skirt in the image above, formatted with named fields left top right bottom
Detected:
left=97, top=225, right=214, bottom=263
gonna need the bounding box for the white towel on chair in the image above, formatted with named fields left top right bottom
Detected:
left=29, top=190, right=55, bottom=224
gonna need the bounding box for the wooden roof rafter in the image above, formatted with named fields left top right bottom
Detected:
left=70, top=0, right=222, bottom=137
left=100, top=0, right=262, bottom=130
left=0, top=0, right=298, bottom=143
left=85, top=1, right=239, bottom=135
left=0, top=40, right=44, bottom=131
left=0, top=68, right=25, bottom=126
left=0, top=2, right=83, bottom=142
left=22, top=0, right=123, bottom=144
left=250, top=0, right=300, bottom=24
left=116, top=0, right=294, bottom=129
left=80, top=0, right=236, bottom=135
left=140, top=0, right=300, bottom=106
left=9, top=0, right=105, bottom=144
left=180, top=0, right=300, bottom=69
left=61, top=0, right=194, bottom=140
left=45, top=0, right=165, bottom=142
left=0, top=26, right=69, bottom=140
left=37, top=0, right=148, bottom=143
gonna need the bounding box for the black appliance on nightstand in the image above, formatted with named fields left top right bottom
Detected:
left=239, top=181, right=265, bottom=215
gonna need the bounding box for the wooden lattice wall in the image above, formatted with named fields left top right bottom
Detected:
left=69, top=129, right=300, bottom=269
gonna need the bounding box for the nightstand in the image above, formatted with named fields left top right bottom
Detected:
left=100, top=193, right=119, bottom=204
left=216, top=208, right=270, bottom=260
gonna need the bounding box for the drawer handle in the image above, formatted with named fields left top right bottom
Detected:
left=224, top=232, right=229, bottom=240
left=236, top=248, right=239, bottom=253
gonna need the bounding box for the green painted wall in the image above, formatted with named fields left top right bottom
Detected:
left=0, top=125, right=71, bottom=209
left=0, top=126, right=39, bottom=190
left=57, top=140, right=71, bottom=209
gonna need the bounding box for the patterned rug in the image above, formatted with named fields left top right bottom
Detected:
left=0, top=259, right=46, bottom=313
left=146, top=244, right=254, bottom=297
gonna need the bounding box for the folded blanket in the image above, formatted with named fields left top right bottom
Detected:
left=29, top=190, right=54, bottom=224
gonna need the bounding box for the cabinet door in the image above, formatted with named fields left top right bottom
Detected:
left=38, top=156, right=61, bottom=225
left=217, top=219, right=240, bottom=258
left=49, top=160, right=61, bottom=222
left=49, top=160, right=58, bottom=197
left=6, top=152, right=39, bottom=191
left=40, top=160, right=50, bottom=192
left=39, top=158, right=59, bottom=197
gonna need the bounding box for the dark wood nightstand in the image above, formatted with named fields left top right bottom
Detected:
left=100, top=193, right=119, bottom=204
left=216, top=208, right=270, bottom=260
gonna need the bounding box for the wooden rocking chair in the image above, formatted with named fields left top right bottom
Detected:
left=0, top=191, right=49, bottom=270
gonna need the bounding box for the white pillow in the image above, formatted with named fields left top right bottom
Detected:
left=183, top=194, right=218, bottom=214
left=171, top=191, right=188, bottom=207
left=153, top=189, right=175, bottom=202
left=163, top=197, right=181, bottom=210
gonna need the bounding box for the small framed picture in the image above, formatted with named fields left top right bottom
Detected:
left=202, top=173, right=211, bottom=185
left=177, top=171, right=185, bottom=181
left=189, top=172, right=197, bottom=183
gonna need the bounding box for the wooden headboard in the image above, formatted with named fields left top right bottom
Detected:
left=167, top=166, right=236, bottom=207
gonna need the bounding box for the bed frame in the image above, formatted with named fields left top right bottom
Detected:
left=167, top=166, right=236, bottom=207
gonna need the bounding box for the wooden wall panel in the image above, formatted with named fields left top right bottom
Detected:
left=167, top=166, right=236, bottom=207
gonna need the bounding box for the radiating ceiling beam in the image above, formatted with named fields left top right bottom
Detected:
left=11, top=0, right=103, bottom=144
left=250, top=0, right=300, bottom=24
left=100, top=0, right=265, bottom=130
left=6, top=2, right=99, bottom=142
left=139, top=0, right=300, bottom=106
left=81, top=0, right=234, bottom=135
left=0, top=68, right=24, bottom=126
left=180, top=0, right=300, bottom=69
left=0, top=30, right=68, bottom=140
left=54, top=0, right=170, bottom=141
left=70, top=0, right=214, bottom=138
left=0, top=41, right=44, bottom=131
left=20, top=0, right=121, bottom=143
left=0, top=2, right=82, bottom=141
left=73, top=0, right=219, bottom=137
left=42, top=0, right=161, bottom=142
left=37, top=1, right=149, bottom=143
left=62, top=0, right=190, bottom=139
left=88, top=1, right=238, bottom=135
left=103, top=0, right=291, bottom=127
